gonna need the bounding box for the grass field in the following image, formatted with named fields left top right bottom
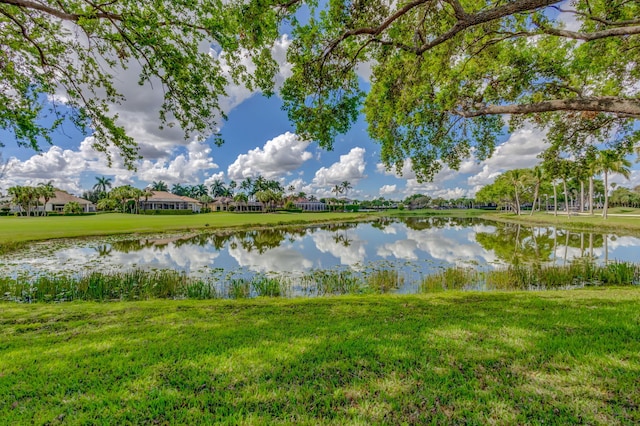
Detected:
left=0, top=211, right=368, bottom=245
left=2, top=289, right=639, bottom=424
left=489, top=208, right=640, bottom=235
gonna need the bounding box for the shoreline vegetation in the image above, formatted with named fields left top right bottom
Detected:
left=2, top=207, right=640, bottom=249
left=1, top=290, right=639, bottom=423
left=1, top=261, right=638, bottom=303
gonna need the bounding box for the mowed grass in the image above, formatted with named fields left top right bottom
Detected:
left=1, top=289, right=639, bottom=424
left=0, top=212, right=366, bottom=245
left=488, top=208, right=640, bottom=235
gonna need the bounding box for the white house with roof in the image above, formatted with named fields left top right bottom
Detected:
left=138, top=191, right=202, bottom=212
left=41, top=190, right=95, bottom=213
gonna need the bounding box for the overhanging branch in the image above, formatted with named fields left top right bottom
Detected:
left=454, top=97, right=640, bottom=118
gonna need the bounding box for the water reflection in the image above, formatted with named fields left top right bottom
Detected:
left=2, top=218, right=639, bottom=284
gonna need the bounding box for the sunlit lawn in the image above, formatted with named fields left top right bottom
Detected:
left=0, top=211, right=367, bottom=244
left=1, top=289, right=639, bottom=424
left=489, top=207, right=640, bottom=235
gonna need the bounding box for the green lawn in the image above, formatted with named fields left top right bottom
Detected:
left=0, top=212, right=368, bottom=245
left=488, top=208, right=640, bottom=235
left=2, top=289, right=639, bottom=424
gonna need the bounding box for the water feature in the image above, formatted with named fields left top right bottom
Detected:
left=2, top=217, right=639, bottom=295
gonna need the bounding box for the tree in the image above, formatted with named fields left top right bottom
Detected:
left=598, top=149, right=631, bottom=219
left=129, top=187, right=144, bottom=214
left=558, top=159, right=575, bottom=216
left=37, top=181, right=56, bottom=216
left=233, top=192, right=248, bottom=212
left=63, top=201, right=83, bottom=215
left=171, top=183, right=186, bottom=196
left=151, top=181, right=168, bottom=192
left=192, top=184, right=209, bottom=199
left=529, top=166, right=544, bottom=216
left=93, top=176, right=112, bottom=196
left=0, top=1, right=282, bottom=168
left=331, top=184, right=343, bottom=204
left=234, top=0, right=639, bottom=181
left=340, top=181, right=352, bottom=198
left=210, top=180, right=226, bottom=198
left=109, top=185, right=133, bottom=212
left=506, top=169, right=528, bottom=215
left=96, top=197, right=118, bottom=212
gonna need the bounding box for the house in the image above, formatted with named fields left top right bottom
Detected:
left=138, top=191, right=202, bottom=212
left=294, top=200, right=327, bottom=212
left=210, top=197, right=234, bottom=211
left=39, top=190, right=95, bottom=213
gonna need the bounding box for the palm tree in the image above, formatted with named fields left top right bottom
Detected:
left=129, top=187, right=144, bottom=214
left=142, top=187, right=154, bottom=212
left=234, top=192, right=248, bottom=212
left=171, top=183, right=186, bottom=196
left=582, top=146, right=599, bottom=215
left=558, top=159, right=574, bottom=216
left=506, top=169, right=526, bottom=215
left=598, top=149, right=631, bottom=219
left=110, top=185, right=133, bottom=213
left=192, top=184, right=208, bottom=198
left=151, top=181, right=168, bottom=191
left=210, top=179, right=226, bottom=197
left=240, top=177, right=253, bottom=195
left=93, top=176, right=112, bottom=195
left=340, top=181, right=352, bottom=198
left=529, top=166, right=544, bottom=216
left=8, top=186, right=25, bottom=216
left=331, top=184, right=343, bottom=210
left=37, top=181, right=56, bottom=216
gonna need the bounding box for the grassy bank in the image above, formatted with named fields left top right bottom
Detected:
left=385, top=208, right=488, bottom=217
left=1, top=290, right=639, bottom=424
left=0, top=211, right=368, bottom=246
left=487, top=208, right=640, bottom=235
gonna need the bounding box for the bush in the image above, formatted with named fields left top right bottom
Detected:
left=141, top=209, right=194, bottom=215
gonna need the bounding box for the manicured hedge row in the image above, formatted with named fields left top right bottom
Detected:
left=141, top=209, right=194, bottom=215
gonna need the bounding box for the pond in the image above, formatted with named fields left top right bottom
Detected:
left=2, top=217, right=639, bottom=296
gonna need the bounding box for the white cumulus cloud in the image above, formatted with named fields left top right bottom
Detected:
left=227, top=132, right=312, bottom=180
left=312, top=147, right=367, bottom=187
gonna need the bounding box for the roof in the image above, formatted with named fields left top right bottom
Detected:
left=143, top=191, right=201, bottom=204
left=43, top=190, right=93, bottom=205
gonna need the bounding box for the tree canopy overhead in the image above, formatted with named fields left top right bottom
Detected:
left=2, top=1, right=639, bottom=178
left=235, top=0, right=639, bottom=180
left=0, top=0, right=279, bottom=168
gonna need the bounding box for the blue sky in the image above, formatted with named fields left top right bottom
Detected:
left=1, top=3, right=639, bottom=200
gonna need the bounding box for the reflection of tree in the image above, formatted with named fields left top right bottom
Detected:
left=475, top=223, right=555, bottom=264
left=229, top=227, right=312, bottom=254
left=110, top=239, right=154, bottom=253
left=371, top=218, right=393, bottom=230
left=400, top=216, right=480, bottom=231
left=476, top=223, right=607, bottom=265
left=332, top=232, right=352, bottom=247
left=95, top=244, right=112, bottom=257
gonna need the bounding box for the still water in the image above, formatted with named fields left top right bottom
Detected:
left=2, top=217, right=639, bottom=291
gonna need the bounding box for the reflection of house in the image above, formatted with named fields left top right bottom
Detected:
left=40, top=190, right=95, bottom=213
left=138, top=191, right=202, bottom=212
left=295, top=200, right=327, bottom=212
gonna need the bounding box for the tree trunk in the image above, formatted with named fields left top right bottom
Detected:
left=589, top=176, right=594, bottom=215
left=580, top=181, right=584, bottom=213
left=530, top=184, right=539, bottom=216
left=602, top=171, right=609, bottom=219
left=563, top=179, right=570, bottom=216
left=553, top=183, right=558, bottom=216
